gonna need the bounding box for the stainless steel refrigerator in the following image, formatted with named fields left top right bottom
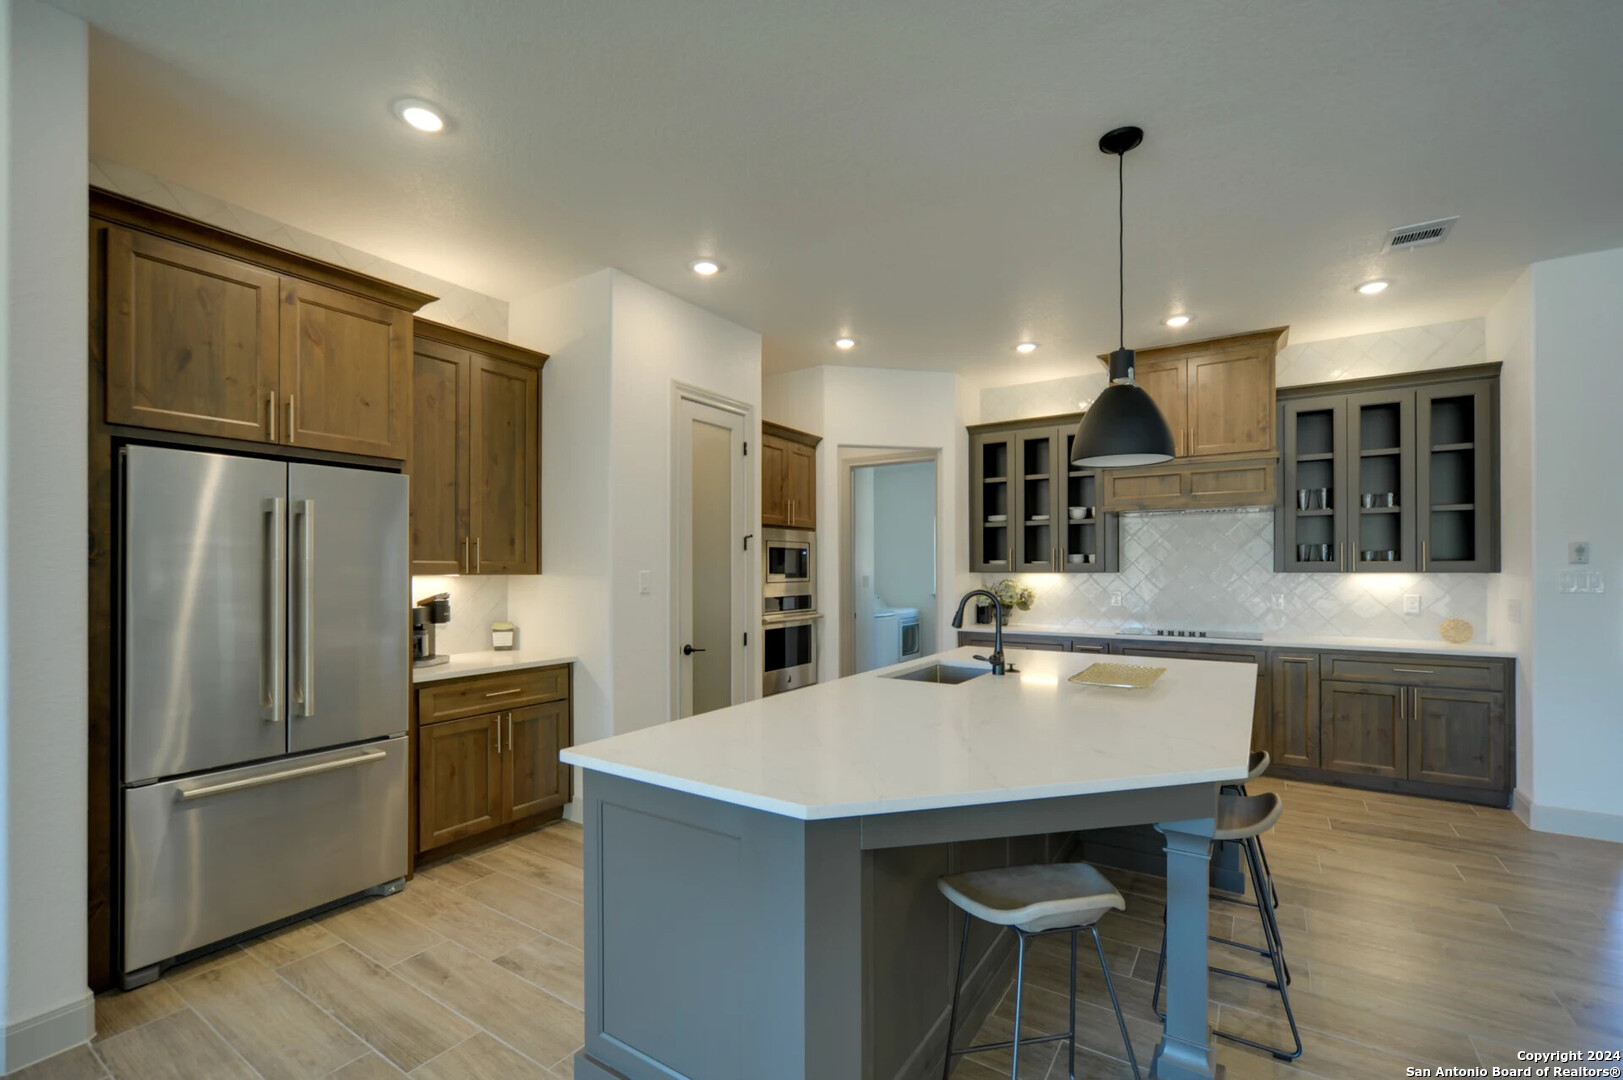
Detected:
left=120, top=445, right=409, bottom=986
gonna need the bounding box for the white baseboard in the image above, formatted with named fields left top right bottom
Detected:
left=1527, top=800, right=1623, bottom=844
left=5, top=990, right=93, bottom=1075
left=563, top=798, right=583, bottom=824
left=1511, top=788, right=1533, bottom=827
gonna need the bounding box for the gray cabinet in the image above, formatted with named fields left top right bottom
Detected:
left=1276, top=366, right=1500, bottom=573
left=968, top=415, right=1117, bottom=574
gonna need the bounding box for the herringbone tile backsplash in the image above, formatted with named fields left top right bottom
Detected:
left=981, top=508, right=1491, bottom=642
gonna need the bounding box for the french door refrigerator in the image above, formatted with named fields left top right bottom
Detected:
left=120, top=445, right=409, bottom=986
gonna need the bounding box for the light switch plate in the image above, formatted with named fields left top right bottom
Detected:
left=1569, top=541, right=1591, bottom=565
left=638, top=570, right=652, bottom=595
left=1403, top=594, right=1422, bottom=615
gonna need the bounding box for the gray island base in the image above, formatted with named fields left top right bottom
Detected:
left=571, top=771, right=1223, bottom=1080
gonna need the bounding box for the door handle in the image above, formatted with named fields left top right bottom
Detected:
left=264, top=497, right=286, bottom=723
left=507, top=712, right=513, bottom=752
left=285, top=395, right=296, bottom=444
left=179, top=749, right=385, bottom=801
left=474, top=536, right=481, bottom=574
left=683, top=644, right=706, bottom=655
left=267, top=390, right=278, bottom=442
left=462, top=537, right=470, bottom=574
left=295, top=499, right=315, bottom=716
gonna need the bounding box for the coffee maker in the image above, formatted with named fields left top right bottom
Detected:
left=412, top=592, right=452, bottom=667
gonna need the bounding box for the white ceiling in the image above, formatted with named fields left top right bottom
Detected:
left=54, top=0, right=1623, bottom=385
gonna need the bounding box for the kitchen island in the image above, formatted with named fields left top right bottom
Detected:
left=561, top=646, right=1256, bottom=1080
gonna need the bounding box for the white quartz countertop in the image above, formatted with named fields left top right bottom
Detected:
left=973, top=623, right=1517, bottom=659
left=561, top=647, right=1255, bottom=820
left=412, top=651, right=576, bottom=684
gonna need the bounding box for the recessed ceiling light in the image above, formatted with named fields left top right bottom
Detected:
left=1015, top=341, right=1038, bottom=354
left=690, top=259, right=721, bottom=276
left=391, top=98, right=445, bottom=133
left=1164, top=314, right=1191, bottom=328
left=1356, top=279, right=1390, bottom=295
left=834, top=337, right=856, bottom=350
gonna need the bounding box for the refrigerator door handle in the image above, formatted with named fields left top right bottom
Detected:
left=177, top=748, right=387, bottom=801
left=264, top=497, right=286, bottom=723
left=295, top=499, right=316, bottom=716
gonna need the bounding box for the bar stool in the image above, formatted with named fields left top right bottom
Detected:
left=938, top=862, right=1142, bottom=1080
left=1151, top=792, right=1302, bottom=1061
left=1222, top=751, right=1279, bottom=910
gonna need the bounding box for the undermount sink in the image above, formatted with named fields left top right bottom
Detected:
left=884, top=662, right=990, bottom=685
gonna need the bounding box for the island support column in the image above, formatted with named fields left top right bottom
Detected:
left=1152, top=818, right=1220, bottom=1080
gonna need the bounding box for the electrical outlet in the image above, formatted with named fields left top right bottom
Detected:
left=1569, top=541, right=1591, bottom=565
left=638, top=570, right=652, bottom=596
left=1272, top=594, right=1286, bottom=611
left=1403, top=593, right=1422, bottom=615
left=1110, top=592, right=1123, bottom=607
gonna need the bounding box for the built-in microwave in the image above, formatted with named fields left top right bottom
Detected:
left=763, top=613, right=820, bottom=696
left=763, top=527, right=814, bottom=599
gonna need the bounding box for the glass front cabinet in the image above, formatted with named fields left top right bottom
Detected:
left=1275, top=367, right=1498, bottom=574
left=969, top=417, right=1119, bottom=574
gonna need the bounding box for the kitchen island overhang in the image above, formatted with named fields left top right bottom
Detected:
left=563, top=647, right=1255, bottom=1080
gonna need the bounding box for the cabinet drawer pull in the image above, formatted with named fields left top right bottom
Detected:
left=1278, top=655, right=1314, bottom=662
left=1392, top=667, right=1435, bottom=674
left=484, top=687, right=523, bottom=698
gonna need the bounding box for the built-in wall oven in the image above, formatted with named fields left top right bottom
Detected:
left=763, top=613, right=820, bottom=696
left=763, top=527, right=814, bottom=599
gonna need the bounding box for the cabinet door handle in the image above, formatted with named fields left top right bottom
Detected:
left=474, top=536, right=481, bottom=573
left=1422, top=540, right=1428, bottom=571
left=462, top=537, right=470, bottom=574
left=285, top=395, right=296, bottom=444
left=507, top=712, right=513, bottom=752
left=492, top=720, right=499, bottom=754
left=268, top=390, right=278, bottom=441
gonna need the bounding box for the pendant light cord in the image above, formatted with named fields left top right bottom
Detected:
left=1118, top=149, right=1125, bottom=352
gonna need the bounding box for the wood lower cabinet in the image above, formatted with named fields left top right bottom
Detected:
left=409, top=321, right=546, bottom=575
left=1320, top=680, right=1407, bottom=779
left=506, top=700, right=571, bottom=820
left=1408, top=687, right=1507, bottom=790
left=103, top=226, right=281, bottom=442
left=1270, top=653, right=1320, bottom=768
left=418, top=714, right=503, bottom=849
left=762, top=422, right=820, bottom=529
left=414, top=665, right=573, bottom=859
left=956, top=633, right=1515, bottom=805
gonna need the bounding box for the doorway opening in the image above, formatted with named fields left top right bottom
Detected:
left=840, top=450, right=939, bottom=675
left=673, top=390, right=751, bottom=719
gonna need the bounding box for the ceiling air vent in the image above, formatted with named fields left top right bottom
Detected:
left=1383, top=216, right=1458, bottom=252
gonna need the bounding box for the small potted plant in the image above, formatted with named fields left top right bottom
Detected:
left=979, top=579, right=1035, bottom=625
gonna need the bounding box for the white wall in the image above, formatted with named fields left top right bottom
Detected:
left=872, top=462, right=938, bottom=651
left=607, top=272, right=761, bottom=734
left=764, top=366, right=973, bottom=681
left=507, top=272, right=615, bottom=772
left=1520, top=247, right=1623, bottom=841
left=850, top=467, right=876, bottom=669
left=1485, top=271, right=1535, bottom=798
left=2, top=0, right=93, bottom=1070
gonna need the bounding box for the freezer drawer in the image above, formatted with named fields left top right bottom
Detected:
left=123, top=736, right=407, bottom=975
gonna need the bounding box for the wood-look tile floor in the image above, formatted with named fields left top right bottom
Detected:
left=16, top=780, right=1623, bottom=1080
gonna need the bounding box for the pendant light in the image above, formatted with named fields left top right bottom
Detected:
left=1071, top=125, right=1176, bottom=468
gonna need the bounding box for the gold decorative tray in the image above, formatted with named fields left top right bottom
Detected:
left=1068, top=662, right=1166, bottom=689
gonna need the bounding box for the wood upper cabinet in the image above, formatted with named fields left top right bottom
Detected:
left=279, top=279, right=411, bottom=458
left=418, top=713, right=503, bottom=850
left=761, top=422, right=820, bottom=528
left=93, top=194, right=435, bottom=456
left=104, top=226, right=280, bottom=442
left=470, top=355, right=541, bottom=573
left=1134, top=359, right=1189, bottom=458
left=1101, top=328, right=1285, bottom=463
left=1320, top=680, right=1406, bottom=779
left=408, top=339, right=470, bottom=575
left=505, top=700, right=571, bottom=821
left=409, top=321, right=545, bottom=575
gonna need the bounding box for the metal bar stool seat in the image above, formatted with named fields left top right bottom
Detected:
left=938, top=862, right=1141, bottom=1080
left=1153, top=792, right=1302, bottom=1061
left=1223, top=751, right=1279, bottom=909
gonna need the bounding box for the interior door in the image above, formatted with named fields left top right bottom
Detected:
left=104, top=227, right=280, bottom=442
left=676, top=398, right=748, bottom=718
left=408, top=339, right=471, bottom=575
left=123, top=447, right=289, bottom=782
left=287, top=463, right=409, bottom=752
left=505, top=700, right=571, bottom=821
left=469, top=354, right=541, bottom=573
left=279, top=278, right=411, bottom=458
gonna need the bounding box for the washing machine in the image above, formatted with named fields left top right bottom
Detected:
left=872, top=605, right=922, bottom=667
